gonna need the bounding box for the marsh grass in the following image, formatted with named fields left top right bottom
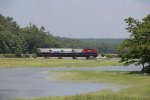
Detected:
left=49, top=71, right=147, bottom=85
left=10, top=94, right=147, bottom=100
left=0, top=58, right=122, bottom=68
left=47, top=70, right=150, bottom=100
left=11, top=71, right=150, bottom=100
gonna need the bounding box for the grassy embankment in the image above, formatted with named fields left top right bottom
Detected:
left=11, top=70, right=150, bottom=100
left=0, top=58, right=122, bottom=68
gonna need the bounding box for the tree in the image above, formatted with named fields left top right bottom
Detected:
left=119, top=14, right=150, bottom=73
left=0, top=14, right=59, bottom=54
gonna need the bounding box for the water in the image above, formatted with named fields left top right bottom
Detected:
left=43, top=64, right=142, bottom=71
left=0, top=65, right=141, bottom=100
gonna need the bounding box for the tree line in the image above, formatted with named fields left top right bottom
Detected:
left=0, top=14, right=122, bottom=55
left=56, top=37, right=123, bottom=54
left=0, top=14, right=59, bottom=55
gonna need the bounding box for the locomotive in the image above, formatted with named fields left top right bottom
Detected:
left=36, top=48, right=98, bottom=59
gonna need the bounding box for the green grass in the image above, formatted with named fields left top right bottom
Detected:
left=9, top=94, right=147, bottom=100
left=10, top=71, right=150, bottom=100
left=50, top=70, right=147, bottom=85
left=0, top=58, right=122, bottom=68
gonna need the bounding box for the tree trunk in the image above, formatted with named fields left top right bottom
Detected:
left=142, top=63, right=145, bottom=69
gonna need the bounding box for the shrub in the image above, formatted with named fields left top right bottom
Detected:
left=23, top=54, right=30, bottom=58
left=32, top=54, right=37, bottom=58
left=105, top=54, right=119, bottom=58
left=3, top=54, right=17, bottom=58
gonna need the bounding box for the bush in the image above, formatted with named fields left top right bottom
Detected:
left=142, top=66, right=150, bottom=74
left=32, top=54, right=37, bottom=58
left=23, top=54, right=30, bottom=58
left=0, top=54, right=5, bottom=58
left=101, top=53, right=105, bottom=57
left=58, top=57, right=63, bottom=59
left=105, top=54, right=119, bottom=58
left=15, top=54, right=22, bottom=57
left=1, top=54, right=32, bottom=58
left=3, top=54, right=17, bottom=58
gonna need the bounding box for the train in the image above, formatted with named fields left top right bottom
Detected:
left=36, top=48, right=98, bottom=59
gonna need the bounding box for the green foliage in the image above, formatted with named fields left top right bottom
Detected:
left=119, top=14, right=150, bottom=72
left=0, top=14, right=122, bottom=55
left=32, top=53, right=37, bottom=58
left=3, top=54, right=17, bottom=58
left=105, top=54, right=119, bottom=58
left=22, top=54, right=30, bottom=58
left=56, top=37, right=123, bottom=54
left=0, top=14, right=59, bottom=54
left=0, top=54, right=31, bottom=58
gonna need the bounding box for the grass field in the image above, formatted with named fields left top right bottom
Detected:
left=10, top=70, right=150, bottom=100
left=0, top=58, right=122, bottom=68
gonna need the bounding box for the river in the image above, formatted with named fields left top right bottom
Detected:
left=0, top=65, right=142, bottom=100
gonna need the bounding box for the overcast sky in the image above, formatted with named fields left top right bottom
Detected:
left=0, top=0, right=150, bottom=38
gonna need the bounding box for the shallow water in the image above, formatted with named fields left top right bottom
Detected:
left=43, top=64, right=142, bottom=71
left=0, top=65, right=141, bottom=100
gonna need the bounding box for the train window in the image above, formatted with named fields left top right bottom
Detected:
left=49, top=50, right=52, bottom=52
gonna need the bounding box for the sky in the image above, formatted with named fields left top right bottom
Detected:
left=0, top=0, right=150, bottom=38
